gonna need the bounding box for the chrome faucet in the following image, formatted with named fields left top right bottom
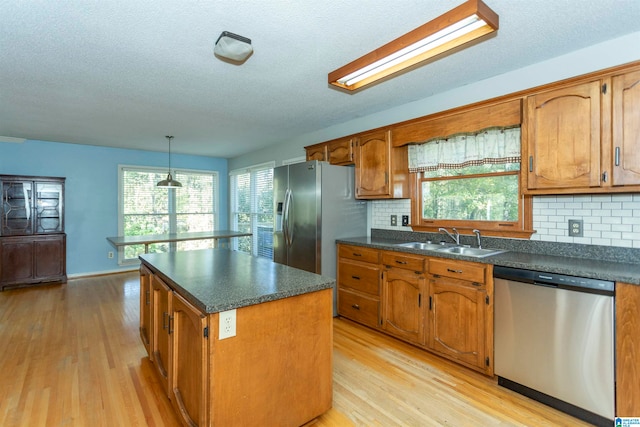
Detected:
left=438, top=227, right=460, bottom=245
left=473, top=229, right=482, bottom=249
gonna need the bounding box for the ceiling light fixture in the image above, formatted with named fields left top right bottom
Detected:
left=214, top=31, right=253, bottom=63
left=157, top=136, right=182, bottom=188
left=328, top=0, right=499, bottom=91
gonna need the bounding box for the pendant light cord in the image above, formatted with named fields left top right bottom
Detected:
left=166, top=135, right=174, bottom=172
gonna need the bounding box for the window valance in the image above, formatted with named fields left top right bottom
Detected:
left=408, top=126, right=521, bottom=173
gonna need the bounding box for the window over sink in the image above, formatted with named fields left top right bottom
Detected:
left=409, top=126, right=533, bottom=237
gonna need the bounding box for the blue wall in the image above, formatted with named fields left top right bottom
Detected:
left=0, top=139, right=228, bottom=276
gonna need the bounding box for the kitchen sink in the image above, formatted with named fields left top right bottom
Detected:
left=437, top=246, right=505, bottom=258
left=393, top=241, right=506, bottom=258
left=394, top=241, right=454, bottom=251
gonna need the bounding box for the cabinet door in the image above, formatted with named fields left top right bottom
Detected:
left=0, top=237, right=33, bottom=284
left=383, top=267, right=426, bottom=345
left=139, top=265, right=152, bottom=356
left=1, top=180, right=34, bottom=235
left=429, top=277, right=487, bottom=370
left=33, top=234, right=65, bottom=279
left=170, top=292, right=208, bottom=427
left=35, top=181, right=64, bottom=233
left=355, top=130, right=391, bottom=198
left=151, top=275, right=172, bottom=395
left=526, top=81, right=602, bottom=189
left=612, top=69, right=640, bottom=186
left=328, top=138, right=354, bottom=165
left=306, top=144, right=327, bottom=162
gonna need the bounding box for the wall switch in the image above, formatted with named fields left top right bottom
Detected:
left=401, top=215, right=409, bottom=226
left=219, top=309, right=236, bottom=339
left=568, top=219, right=583, bottom=237
left=108, top=251, right=114, bottom=259
left=390, top=215, right=397, bottom=226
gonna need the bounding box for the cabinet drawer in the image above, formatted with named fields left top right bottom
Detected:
left=338, top=289, right=380, bottom=328
left=429, top=258, right=486, bottom=284
left=338, top=260, right=380, bottom=295
left=338, top=244, right=379, bottom=264
left=381, top=251, right=425, bottom=272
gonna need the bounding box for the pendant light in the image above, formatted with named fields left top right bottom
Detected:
left=157, top=135, right=182, bottom=188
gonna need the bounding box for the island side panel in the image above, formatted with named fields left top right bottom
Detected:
left=211, top=288, right=333, bottom=427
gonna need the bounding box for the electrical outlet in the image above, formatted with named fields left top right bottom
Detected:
left=401, top=215, right=409, bottom=226
left=108, top=251, right=114, bottom=259
left=219, top=309, right=236, bottom=339
left=568, top=219, right=583, bottom=237
left=390, top=215, right=397, bottom=226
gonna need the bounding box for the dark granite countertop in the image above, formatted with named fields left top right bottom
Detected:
left=337, top=233, right=640, bottom=285
left=140, top=249, right=335, bottom=313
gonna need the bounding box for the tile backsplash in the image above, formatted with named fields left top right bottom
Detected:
left=371, top=194, right=640, bottom=249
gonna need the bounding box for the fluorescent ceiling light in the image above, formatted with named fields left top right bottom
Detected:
left=328, top=0, right=499, bottom=91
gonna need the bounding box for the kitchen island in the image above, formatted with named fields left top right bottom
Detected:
left=139, top=249, right=334, bottom=427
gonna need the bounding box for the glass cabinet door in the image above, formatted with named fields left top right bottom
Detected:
left=2, top=181, right=34, bottom=235
left=35, top=182, right=64, bottom=233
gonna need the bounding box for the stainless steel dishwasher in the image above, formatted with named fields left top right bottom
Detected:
left=494, top=266, right=615, bottom=427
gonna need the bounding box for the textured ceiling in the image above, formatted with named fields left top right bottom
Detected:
left=1, top=0, right=639, bottom=158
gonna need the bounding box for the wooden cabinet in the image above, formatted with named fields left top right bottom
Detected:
left=428, top=258, right=492, bottom=374
left=381, top=251, right=426, bottom=345
left=337, top=244, right=494, bottom=375
left=0, top=175, right=66, bottom=290
left=615, top=282, right=640, bottom=417
left=140, top=260, right=333, bottom=426
left=139, top=265, right=152, bottom=355
left=612, top=69, right=640, bottom=186
left=525, top=80, right=602, bottom=190
left=151, top=274, right=172, bottom=395
left=355, top=129, right=409, bottom=199
left=0, top=234, right=66, bottom=290
left=327, top=137, right=355, bottom=165
left=170, top=291, right=209, bottom=426
left=524, top=65, right=640, bottom=193
left=305, top=143, right=327, bottom=162
left=337, top=244, right=381, bottom=329
left=305, top=137, right=355, bottom=165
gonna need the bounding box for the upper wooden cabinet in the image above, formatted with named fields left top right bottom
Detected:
left=305, top=143, right=327, bottom=162
left=524, top=64, right=640, bottom=194
left=355, top=130, right=409, bottom=199
left=524, top=80, right=602, bottom=190
left=328, top=137, right=355, bottom=165
left=305, top=136, right=355, bottom=165
left=612, top=69, right=640, bottom=186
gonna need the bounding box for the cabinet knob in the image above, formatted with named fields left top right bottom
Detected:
left=351, top=304, right=360, bottom=310
left=447, top=268, right=463, bottom=274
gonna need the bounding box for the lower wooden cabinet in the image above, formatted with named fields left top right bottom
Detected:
left=151, top=274, right=172, bottom=394
left=337, top=244, right=493, bottom=375
left=0, top=234, right=66, bottom=290
left=337, top=244, right=381, bottom=329
left=615, top=282, right=640, bottom=416
left=429, top=276, right=489, bottom=373
left=170, top=291, right=208, bottom=426
left=139, top=265, right=152, bottom=355
left=142, top=263, right=333, bottom=426
left=381, top=251, right=427, bottom=346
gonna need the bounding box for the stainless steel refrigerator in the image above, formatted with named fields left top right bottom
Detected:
left=273, top=160, right=367, bottom=314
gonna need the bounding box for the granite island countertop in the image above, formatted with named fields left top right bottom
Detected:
left=337, top=235, right=640, bottom=285
left=139, top=248, right=335, bottom=313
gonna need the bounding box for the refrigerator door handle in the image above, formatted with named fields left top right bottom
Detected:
left=284, top=189, right=293, bottom=246
left=282, top=188, right=291, bottom=246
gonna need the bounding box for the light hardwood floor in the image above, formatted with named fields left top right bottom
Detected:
left=0, top=272, right=592, bottom=427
